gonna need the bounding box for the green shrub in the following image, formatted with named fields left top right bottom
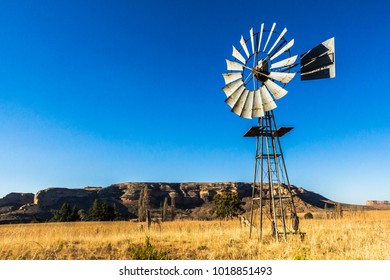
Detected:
left=214, top=192, right=244, bottom=220
left=304, top=212, right=314, bottom=219
left=129, top=236, right=171, bottom=260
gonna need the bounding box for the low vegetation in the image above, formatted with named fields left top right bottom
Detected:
left=0, top=210, right=388, bottom=260
left=303, top=212, right=314, bottom=219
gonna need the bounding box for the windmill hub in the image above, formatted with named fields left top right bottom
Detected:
left=252, top=60, right=269, bottom=83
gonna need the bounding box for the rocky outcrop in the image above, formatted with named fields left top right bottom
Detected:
left=365, top=200, right=390, bottom=209
left=293, top=187, right=334, bottom=210
left=34, top=187, right=100, bottom=209
left=366, top=200, right=389, bottom=206
left=0, top=192, right=34, bottom=214
left=0, top=182, right=342, bottom=224
left=0, top=192, right=34, bottom=207
left=113, top=182, right=252, bottom=210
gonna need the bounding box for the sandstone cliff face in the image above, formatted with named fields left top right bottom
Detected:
left=110, top=182, right=253, bottom=210
left=0, top=182, right=340, bottom=224
left=34, top=187, right=100, bottom=209
left=0, top=182, right=253, bottom=223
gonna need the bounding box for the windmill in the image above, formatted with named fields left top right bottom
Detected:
left=221, top=22, right=335, bottom=242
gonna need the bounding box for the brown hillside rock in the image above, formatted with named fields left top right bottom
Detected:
left=110, top=182, right=252, bottom=210
left=0, top=192, right=34, bottom=209
left=1, top=182, right=345, bottom=224
left=34, top=187, right=99, bottom=209
left=0, top=204, right=52, bottom=224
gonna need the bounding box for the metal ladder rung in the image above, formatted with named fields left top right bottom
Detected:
left=258, top=196, right=291, bottom=200
left=256, top=154, right=281, bottom=158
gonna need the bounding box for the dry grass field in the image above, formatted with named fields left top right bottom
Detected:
left=0, top=210, right=389, bottom=260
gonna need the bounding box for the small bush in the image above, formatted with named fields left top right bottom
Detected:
left=129, top=236, right=171, bottom=260
left=214, top=192, right=244, bottom=220
left=304, top=212, right=314, bottom=219
left=292, top=247, right=309, bottom=260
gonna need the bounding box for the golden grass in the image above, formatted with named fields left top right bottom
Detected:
left=0, top=210, right=389, bottom=260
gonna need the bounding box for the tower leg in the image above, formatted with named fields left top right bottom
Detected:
left=248, top=111, right=299, bottom=242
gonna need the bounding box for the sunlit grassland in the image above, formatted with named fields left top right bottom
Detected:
left=0, top=210, right=389, bottom=260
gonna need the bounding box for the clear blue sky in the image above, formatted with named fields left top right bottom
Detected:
left=0, top=0, right=389, bottom=205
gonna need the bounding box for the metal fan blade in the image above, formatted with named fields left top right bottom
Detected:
left=260, top=85, right=277, bottom=111
left=263, top=22, right=276, bottom=52
left=269, top=39, right=294, bottom=61
left=270, top=55, right=298, bottom=69
left=222, top=73, right=243, bottom=85
left=225, top=85, right=245, bottom=108
left=240, top=36, right=250, bottom=58
left=226, top=59, right=244, bottom=71
left=232, top=89, right=249, bottom=116
left=257, top=23, right=264, bottom=52
left=264, top=79, right=288, bottom=100
left=252, top=89, right=264, bottom=118
left=250, top=28, right=255, bottom=55
left=267, top=27, right=287, bottom=55
left=240, top=90, right=254, bottom=119
left=222, top=79, right=244, bottom=97
left=268, top=72, right=296, bottom=84
left=232, top=46, right=246, bottom=64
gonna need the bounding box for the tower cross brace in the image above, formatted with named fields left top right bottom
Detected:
left=244, top=111, right=301, bottom=242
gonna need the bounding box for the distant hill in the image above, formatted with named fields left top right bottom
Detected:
left=0, top=182, right=375, bottom=224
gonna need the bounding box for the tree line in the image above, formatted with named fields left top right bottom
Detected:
left=51, top=199, right=123, bottom=222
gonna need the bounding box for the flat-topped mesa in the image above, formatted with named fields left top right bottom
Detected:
left=366, top=200, right=389, bottom=206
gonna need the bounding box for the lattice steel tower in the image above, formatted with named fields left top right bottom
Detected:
left=244, top=111, right=299, bottom=242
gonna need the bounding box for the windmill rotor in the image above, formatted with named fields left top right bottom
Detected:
left=222, top=23, right=297, bottom=119
left=222, top=22, right=336, bottom=119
